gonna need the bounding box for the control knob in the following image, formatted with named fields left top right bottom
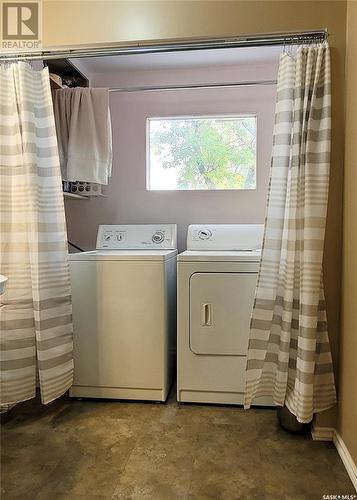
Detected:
left=152, top=231, right=165, bottom=244
left=198, top=229, right=212, bottom=240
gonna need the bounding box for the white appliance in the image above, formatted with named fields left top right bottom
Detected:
left=69, top=224, right=177, bottom=401
left=0, top=274, right=8, bottom=295
left=177, top=224, right=273, bottom=406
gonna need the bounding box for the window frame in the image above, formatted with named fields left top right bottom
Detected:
left=146, top=113, right=258, bottom=192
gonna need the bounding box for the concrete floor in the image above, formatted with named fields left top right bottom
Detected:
left=1, top=387, right=355, bottom=500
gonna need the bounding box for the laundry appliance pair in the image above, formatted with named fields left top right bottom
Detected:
left=69, top=223, right=270, bottom=405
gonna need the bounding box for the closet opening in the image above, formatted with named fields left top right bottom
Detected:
left=26, top=29, right=325, bottom=251
left=58, top=46, right=281, bottom=210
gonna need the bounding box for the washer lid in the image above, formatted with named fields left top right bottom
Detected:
left=69, top=249, right=178, bottom=261
left=178, top=250, right=261, bottom=262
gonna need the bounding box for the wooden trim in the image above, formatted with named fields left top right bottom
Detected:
left=333, top=431, right=357, bottom=492
left=311, top=423, right=334, bottom=441
left=311, top=425, right=357, bottom=492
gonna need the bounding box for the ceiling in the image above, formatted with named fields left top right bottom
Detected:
left=70, top=46, right=282, bottom=75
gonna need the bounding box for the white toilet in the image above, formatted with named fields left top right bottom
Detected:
left=0, top=275, right=8, bottom=295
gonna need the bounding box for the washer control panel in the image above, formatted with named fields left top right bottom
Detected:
left=97, top=224, right=177, bottom=250
left=187, top=224, right=264, bottom=251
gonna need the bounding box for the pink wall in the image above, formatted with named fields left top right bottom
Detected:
left=65, top=61, right=278, bottom=251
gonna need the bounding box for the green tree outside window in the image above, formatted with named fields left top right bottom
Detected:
left=148, top=116, right=256, bottom=190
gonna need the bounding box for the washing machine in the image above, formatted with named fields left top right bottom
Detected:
left=177, top=224, right=273, bottom=406
left=69, top=224, right=177, bottom=402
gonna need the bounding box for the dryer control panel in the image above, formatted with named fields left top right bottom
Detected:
left=96, top=224, right=177, bottom=250
left=187, top=224, right=264, bottom=251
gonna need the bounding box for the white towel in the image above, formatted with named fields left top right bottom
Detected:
left=52, top=88, right=112, bottom=184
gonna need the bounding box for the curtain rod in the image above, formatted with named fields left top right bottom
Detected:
left=108, top=80, right=277, bottom=93
left=0, top=30, right=328, bottom=62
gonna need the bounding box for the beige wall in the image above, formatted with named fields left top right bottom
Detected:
left=65, top=62, right=277, bottom=251
left=44, top=1, right=347, bottom=427
left=338, top=0, right=357, bottom=465
left=43, top=1, right=344, bottom=50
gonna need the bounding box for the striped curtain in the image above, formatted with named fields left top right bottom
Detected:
left=0, top=63, right=73, bottom=409
left=244, top=45, right=336, bottom=423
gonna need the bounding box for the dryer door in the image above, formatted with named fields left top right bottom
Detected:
left=189, top=272, right=257, bottom=355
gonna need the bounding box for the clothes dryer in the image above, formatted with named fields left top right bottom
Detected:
left=177, top=224, right=272, bottom=405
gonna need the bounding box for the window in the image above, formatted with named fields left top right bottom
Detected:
left=147, top=115, right=257, bottom=191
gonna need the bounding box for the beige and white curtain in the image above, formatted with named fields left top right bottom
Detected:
left=245, top=45, right=336, bottom=423
left=0, top=63, right=73, bottom=408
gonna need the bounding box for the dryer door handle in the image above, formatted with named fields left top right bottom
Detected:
left=201, top=303, right=212, bottom=326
